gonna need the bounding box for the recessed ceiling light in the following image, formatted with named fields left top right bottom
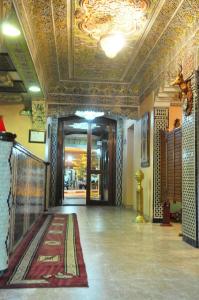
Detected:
left=2, top=23, right=21, bottom=37
left=29, top=86, right=41, bottom=92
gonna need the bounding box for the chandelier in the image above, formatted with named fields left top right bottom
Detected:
left=75, top=0, right=150, bottom=58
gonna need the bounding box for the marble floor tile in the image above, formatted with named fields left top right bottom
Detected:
left=1, top=206, right=199, bottom=300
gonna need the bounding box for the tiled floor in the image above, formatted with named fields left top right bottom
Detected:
left=1, top=206, right=199, bottom=300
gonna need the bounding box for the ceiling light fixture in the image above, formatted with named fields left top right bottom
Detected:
left=75, top=111, right=104, bottom=121
left=75, top=0, right=150, bottom=58
left=29, top=86, right=41, bottom=92
left=100, top=33, right=126, bottom=59
left=2, top=22, right=21, bottom=37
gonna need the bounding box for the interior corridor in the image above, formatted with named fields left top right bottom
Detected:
left=1, top=207, right=199, bottom=300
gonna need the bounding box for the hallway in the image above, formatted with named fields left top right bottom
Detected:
left=1, top=207, right=199, bottom=300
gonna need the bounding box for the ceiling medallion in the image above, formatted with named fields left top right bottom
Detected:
left=75, top=0, right=150, bottom=58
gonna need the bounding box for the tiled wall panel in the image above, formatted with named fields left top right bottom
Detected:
left=153, top=108, right=169, bottom=220
left=116, top=118, right=123, bottom=206
left=0, top=141, right=13, bottom=271
left=182, top=72, right=198, bottom=245
left=49, top=118, right=58, bottom=206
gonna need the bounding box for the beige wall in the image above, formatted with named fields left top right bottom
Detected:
left=0, top=104, right=45, bottom=160
left=169, top=106, right=182, bottom=130
left=122, top=93, right=154, bottom=221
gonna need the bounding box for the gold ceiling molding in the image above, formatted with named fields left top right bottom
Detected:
left=47, top=103, right=139, bottom=119
left=47, top=94, right=139, bottom=108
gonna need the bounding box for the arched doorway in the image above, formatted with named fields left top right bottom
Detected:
left=56, top=116, right=116, bottom=206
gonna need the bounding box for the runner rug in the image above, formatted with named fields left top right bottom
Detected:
left=0, top=213, right=88, bottom=288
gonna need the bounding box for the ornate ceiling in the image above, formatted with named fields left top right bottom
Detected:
left=0, top=2, right=43, bottom=107
left=1, top=0, right=199, bottom=117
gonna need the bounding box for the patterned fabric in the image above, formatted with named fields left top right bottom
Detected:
left=0, top=214, right=88, bottom=288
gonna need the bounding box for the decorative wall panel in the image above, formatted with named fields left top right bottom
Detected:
left=0, top=140, right=13, bottom=271
left=49, top=118, right=58, bottom=206
left=153, top=108, right=169, bottom=221
left=10, top=144, right=46, bottom=252
left=32, top=100, right=46, bottom=131
left=47, top=103, right=139, bottom=120
left=115, top=118, right=123, bottom=206
left=182, top=72, right=198, bottom=246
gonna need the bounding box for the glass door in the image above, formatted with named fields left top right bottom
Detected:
left=58, top=116, right=116, bottom=206
left=86, top=118, right=116, bottom=205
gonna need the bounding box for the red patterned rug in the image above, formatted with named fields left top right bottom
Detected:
left=0, top=214, right=88, bottom=288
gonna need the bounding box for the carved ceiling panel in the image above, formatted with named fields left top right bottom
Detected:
left=4, top=0, right=198, bottom=115
left=13, top=0, right=159, bottom=83
left=131, top=0, right=199, bottom=97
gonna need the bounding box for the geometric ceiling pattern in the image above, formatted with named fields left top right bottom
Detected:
left=2, top=0, right=199, bottom=117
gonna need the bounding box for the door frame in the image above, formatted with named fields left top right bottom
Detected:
left=56, top=116, right=116, bottom=206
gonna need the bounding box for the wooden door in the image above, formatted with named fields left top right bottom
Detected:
left=56, top=116, right=116, bottom=206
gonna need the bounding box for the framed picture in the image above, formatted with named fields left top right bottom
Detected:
left=141, top=112, right=150, bottom=167
left=29, top=130, right=46, bottom=144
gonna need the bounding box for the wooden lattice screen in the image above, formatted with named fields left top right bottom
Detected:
left=160, top=127, right=182, bottom=204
